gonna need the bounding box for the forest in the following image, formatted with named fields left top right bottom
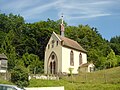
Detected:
left=0, top=13, right=120, bottom=87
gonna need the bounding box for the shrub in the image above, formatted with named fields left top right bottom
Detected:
left=11, top=65, right=29, bottom=88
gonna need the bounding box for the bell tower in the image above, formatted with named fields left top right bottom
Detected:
left=60, top=14, right=64, bottom=37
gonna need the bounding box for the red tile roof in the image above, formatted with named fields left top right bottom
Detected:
left=57, top=35, right=87, bottom=52
left=80, top=63, right=89, bottom=67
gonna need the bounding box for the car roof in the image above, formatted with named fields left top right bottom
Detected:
left=0, top=84, right=25, bottom=90
left=0, top=84, right=16, bottom=87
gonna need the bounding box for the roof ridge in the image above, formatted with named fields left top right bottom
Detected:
left=56, top=34, right=87, bottom=52
left=52, top=32, right=62, bottom=41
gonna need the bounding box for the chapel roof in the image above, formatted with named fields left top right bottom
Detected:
left=80, top=63, right=89, bottom=67
left=57, top=34, right=87, bottom=53
left=0, top=54, right=8, bottom=60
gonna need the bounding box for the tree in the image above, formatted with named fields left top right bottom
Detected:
left=11, top=65, right=29, bottom=88
left=22, top=53, right=44, bottom=74
left=110, top=36, right=120, bottom=55
left=116, top=55, right=120, bottom=66
left=1, top=30, right=17, bottom=70
left=0, top=31, right=6, bottom=48
left=106, top=49, right=117, bottom=68
left=0, top=13, right=24, bottom=33
left=29, top=58, right=44, bottom=74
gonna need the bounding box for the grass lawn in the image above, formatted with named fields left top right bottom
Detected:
left=28, top=67, right=120, bottom=90
left=28, top=79, right=120, bottom=90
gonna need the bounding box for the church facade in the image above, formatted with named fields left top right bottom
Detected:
left=44, top=16, right=94, bottom=74
left=44, top=32, right=87, bottom=74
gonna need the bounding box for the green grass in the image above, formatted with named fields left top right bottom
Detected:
left=0, top=78, right=12, bottom=85
left=28, top=67, right=120, bottom=90
left=28, top=79, right=120, bottom=90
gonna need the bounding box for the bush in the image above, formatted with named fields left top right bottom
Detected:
left=11, top=65, right=29, bottom=88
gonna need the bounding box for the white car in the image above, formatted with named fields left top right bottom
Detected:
left=0, top=84, right=25, bottom=90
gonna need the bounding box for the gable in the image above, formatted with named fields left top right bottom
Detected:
left=46, top=32, right=87, bottom=53
left=45, top=32, right=61, bottom=50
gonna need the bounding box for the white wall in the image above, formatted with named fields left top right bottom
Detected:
left=25, top=86, right=64, bottom=90
left=81, top=52, right=87, bottom=64
left=61, top=47, right=87, bottom=74
left=61, top=47, right=71, bottom=73
left=88, top=64, right=95, bottom=72
left=0, top=70, right=7, bottom=73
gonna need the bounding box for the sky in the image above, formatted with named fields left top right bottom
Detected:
left=0, top=0, right=120, bottom=40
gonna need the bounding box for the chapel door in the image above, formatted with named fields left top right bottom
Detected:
left=48, top=52, right=58, bottom=74
left=49, top=61, right=56, bottom=74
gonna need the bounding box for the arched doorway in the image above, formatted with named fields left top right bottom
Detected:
left=47, top=52, right=58, bottom=74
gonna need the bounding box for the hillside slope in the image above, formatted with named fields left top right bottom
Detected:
left=65, top=66, right=120, bottom=84
left=28, top=67, right=120, bottom=90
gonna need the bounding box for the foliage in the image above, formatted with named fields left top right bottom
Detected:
left=11, top=65, right=29, bottom=88
left=22, top=53, right=44, bottom=74
left=68, top=68, right=74, bottom=76
left=110, top=36, right=120, bottom=55
left=0, top=13, right=24, bottom=33
left=116, top=55, right=120, bottom=66
left=0, top=31, right=6, bottom=47
left=1, top=30, right=17, bottom=71
left=106, top=49, right=118, bottom=68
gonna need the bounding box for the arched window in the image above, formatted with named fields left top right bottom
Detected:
left=53, top=61, right=56, bottom=74
left=56, top=41, right=58, bottom=46
left=79, top=53, right=82, bottom=65
left=52, top=55, right=54, bottom=60
left=70, top=51, right=74, bottom=66
left=50, top=62, right=52, bottom=74
left=52, top=40, right=54, bottom=48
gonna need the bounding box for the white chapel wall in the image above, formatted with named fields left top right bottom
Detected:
left=61, top=46, right=87, bottom=74
left=81, top=52, right=87, bottom=64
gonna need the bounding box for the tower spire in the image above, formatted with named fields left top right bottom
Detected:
left=60, top=13, right=65, bottom=37
left=61, top=13, right=64, bottom=24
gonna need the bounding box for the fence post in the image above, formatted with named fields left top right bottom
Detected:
left=104, top=70, right=107, bottom=83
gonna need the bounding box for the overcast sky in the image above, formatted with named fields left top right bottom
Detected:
left=0, top=0, right=120, bottom=40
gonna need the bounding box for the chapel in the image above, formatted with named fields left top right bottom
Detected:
left=44, top=16, right=94, bottom=74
